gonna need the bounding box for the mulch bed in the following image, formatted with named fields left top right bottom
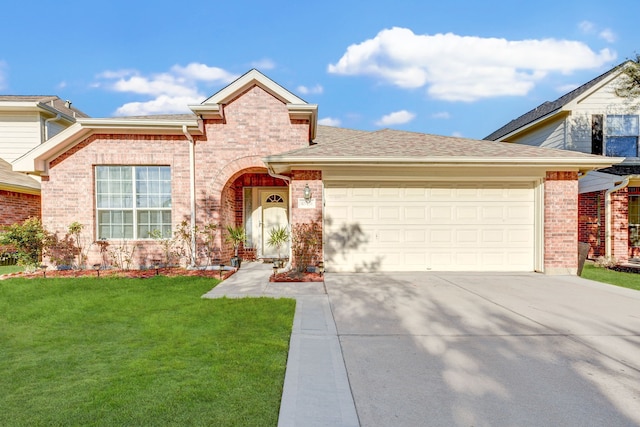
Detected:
left=0, top=267, right=236, bottom=280
left=269, top=271, right=324, bottom=282
left=609, top=265, right=640, bottom=274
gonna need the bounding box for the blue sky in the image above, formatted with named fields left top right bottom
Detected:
left=1, top=0, right=637, bottom=139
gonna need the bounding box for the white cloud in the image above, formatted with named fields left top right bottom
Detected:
left=297, top=84, right=323, bottom=95
left=599, top=29, right=616, bottom=43
left=579, top=21, right=595, bottom=34
left=251, top=58, right=276, bottom=70
left=0, top=61, right=7, bottom=90
left=432, top=111, right=451, bottom=119
left=318, top=117, right=341, bottom=126
left=451, top=131, right=464, bottom=138
left=328, top=27, right=616, bottom=102
left=375, top=110, right=416, bottom=126
left=96, top=63, right=239, bottom=116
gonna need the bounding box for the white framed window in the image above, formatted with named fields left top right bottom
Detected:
left=96, top=166, right=171, bottom=239
left=630, top=195, right=640, bottom=247
left=605, top=115, right=639, bottom=157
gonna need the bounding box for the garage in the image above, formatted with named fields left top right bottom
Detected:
left=324, top=181, right=537, bottom=272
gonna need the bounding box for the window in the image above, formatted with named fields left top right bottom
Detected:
left=96, top=166, right=171, bottom=239
left=630, top=196, right=640, bottom=247
left=605, top=115, right=639, bottom=157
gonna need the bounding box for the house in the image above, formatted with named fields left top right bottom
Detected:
left=485, top=61, right=639, bottom=263
left=0, top=96, right=89, bottom=226
left=13, top=70, right=616, bottom=274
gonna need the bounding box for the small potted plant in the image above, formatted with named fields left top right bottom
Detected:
left=225, top=225, right=246, bottom=269
left=266, top=226, right=289, bottom=268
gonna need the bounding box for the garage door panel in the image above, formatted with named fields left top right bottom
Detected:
left=324, top=182, right=535, bottom=272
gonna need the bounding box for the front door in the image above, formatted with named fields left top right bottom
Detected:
left=260, top=189, right=289, bottom=258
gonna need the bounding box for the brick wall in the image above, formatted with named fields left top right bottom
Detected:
left=544, top=171, right=578, bottom=274
left=290, top=170, right=323, bottom=268
left=42, top=84, right=311, bottom=268
left=610, top=187, right=628, bottom=262
left=578, top=191, right=604, bottom=258
left=0, top=190, right=41, bottom=226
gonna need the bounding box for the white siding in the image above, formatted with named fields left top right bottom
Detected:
left=512, top=118, right=566, bottom=149
left=0, top=112, right=42, bottom=162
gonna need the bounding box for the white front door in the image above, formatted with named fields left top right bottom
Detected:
left=260, top=189, right=289, bottom=258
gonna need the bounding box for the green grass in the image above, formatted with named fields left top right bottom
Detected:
left=581, top=263, right=640, bottom=291
left=0, top=276, right=295, bottom=426
left=0, top=264, right=22, bottom=275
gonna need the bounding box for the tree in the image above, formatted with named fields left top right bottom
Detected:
left=615, top=55, right=640, bottom=99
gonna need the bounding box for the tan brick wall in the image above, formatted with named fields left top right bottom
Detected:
left=0, top=190, right=41, bottom=226
left=544, top=171, right=579, bottom=274
left=42, top=84, right=311, bottom=268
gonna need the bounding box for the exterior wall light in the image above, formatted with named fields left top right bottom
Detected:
left=303, top=184, right=312, bottom=202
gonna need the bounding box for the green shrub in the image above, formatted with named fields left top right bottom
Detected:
left=0, top=217, right=49, bottom=268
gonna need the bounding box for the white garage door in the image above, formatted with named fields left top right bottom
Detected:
left=324, top=182, right=536, bottom=272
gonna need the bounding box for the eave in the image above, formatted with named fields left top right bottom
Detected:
left=13, top=118, right=203, bottom=175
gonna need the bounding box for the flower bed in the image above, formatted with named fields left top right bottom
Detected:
left=0, top=267, right=236, bottom=280
left=269, top=271, right=324, bottom=282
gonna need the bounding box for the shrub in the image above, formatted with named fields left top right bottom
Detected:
left=291, top=222, right=321, bottom=273
left=594, top=256, right=618, bottom=268
left=0, top=217, right=49, bottom=268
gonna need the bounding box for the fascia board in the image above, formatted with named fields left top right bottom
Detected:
left=36, top=103, right=76, bottom=122
left=0, top=182, right=41, bottom=195
left=264, top=156, right=622, bottom=174
left=203, top=70, right=307, bottom=105
left=76, top=118, right=202, bottom=134
left=567, top=70, right=623, bottom=108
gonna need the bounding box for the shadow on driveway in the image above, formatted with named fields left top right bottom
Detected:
left=326, top=272, right=640, bottom=427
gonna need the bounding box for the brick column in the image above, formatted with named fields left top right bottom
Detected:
left=290, top=170, right=323, bottom=269
left=610, top=188, right=629, bottom=263
left=544, top=171, right=579, bottom=274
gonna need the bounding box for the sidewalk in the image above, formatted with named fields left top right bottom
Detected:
left=202, top=262, right=359, bottom=427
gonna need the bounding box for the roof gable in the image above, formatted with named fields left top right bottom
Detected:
left=484, top=61, right=632, bottom=141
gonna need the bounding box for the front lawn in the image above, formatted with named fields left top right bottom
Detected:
left=0, top=264, right=22, bottom=275
left=0, top=276, right=295, bottom=426
left=581, top=263, right=640, bottom=291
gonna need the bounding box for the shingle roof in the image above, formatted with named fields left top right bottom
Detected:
left=312, top=125, right=370, bottom=145
left=0, top=95, right=90, bottom=118
left=110, top=113, right=198, bottom=120
left=274, top=128, right=606, bottom=160
left=484, top=61, right=628, bottom=141
left=0, top=158, right=40, bottom=192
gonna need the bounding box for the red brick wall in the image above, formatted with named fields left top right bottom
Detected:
left=578, top=191, right=604, bottom=258
left=0, top=190, right=41, bottom=226
left=290, top=170, right=323, bottom=268
left=42, top=84, right=311, bottom=267
left=610, top=187, right=628, bottom=262
left=544, top=171, right=578, bottom=274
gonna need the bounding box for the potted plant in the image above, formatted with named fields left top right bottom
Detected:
left=266, top=226, right=289, bottom=268
left=225, top=225, right=246, bottom=269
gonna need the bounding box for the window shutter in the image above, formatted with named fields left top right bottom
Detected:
left=592, top=114, right=603, bottom=155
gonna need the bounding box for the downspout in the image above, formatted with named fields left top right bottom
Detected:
left=183, top=125, right=197, bottom=267
left=44, top=114, right=62, bottom=141
left=267, top=166, right=291, bottom=184
left=605, top=177, right=630, bottom=259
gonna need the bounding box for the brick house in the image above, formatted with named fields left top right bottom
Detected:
left=485, top=61, right=639, bottom=263
left=14, top=70, right=616, bottom=274
left=0, top=96, right=88, bottom=226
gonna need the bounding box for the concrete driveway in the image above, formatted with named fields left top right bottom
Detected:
left=325, top=272, right=640, bottom=427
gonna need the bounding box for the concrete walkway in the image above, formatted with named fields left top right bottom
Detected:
left=202, top=262, right=359, bottom=427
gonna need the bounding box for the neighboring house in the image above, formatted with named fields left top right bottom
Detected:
left=485, top=61, right=639, bottom=263
left=0, top=96, right=89, bottom=225
left=14, top=70, right=615, bottom=274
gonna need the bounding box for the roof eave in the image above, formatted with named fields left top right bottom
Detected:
left=496, top=108, right=568, bottom=142
left=0, top=182, right=41, bottom=195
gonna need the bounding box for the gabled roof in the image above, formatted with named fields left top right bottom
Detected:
left=0, top=158, right=40, bottom=194
left=189, top=69, right=318, bottom=140
left=484, top=61, right=631, bottom=141
left=0, top=95, right=90, bottom=120
left=265, top=128, right=620, bottom=173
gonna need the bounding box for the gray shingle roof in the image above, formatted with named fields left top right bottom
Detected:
left=0, top=158, right=40, bottom=192
left=484, top=61, right=628, bottom=141
left=273, top=128, right=605, bottom=160
left=110, top=113, right=198, bottom=120
left=0, top=95, right=90, bottom=118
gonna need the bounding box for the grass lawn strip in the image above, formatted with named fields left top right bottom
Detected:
left=581, top=263, right=640, bottom=291
left=0, top=276, right=295, bottom=426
